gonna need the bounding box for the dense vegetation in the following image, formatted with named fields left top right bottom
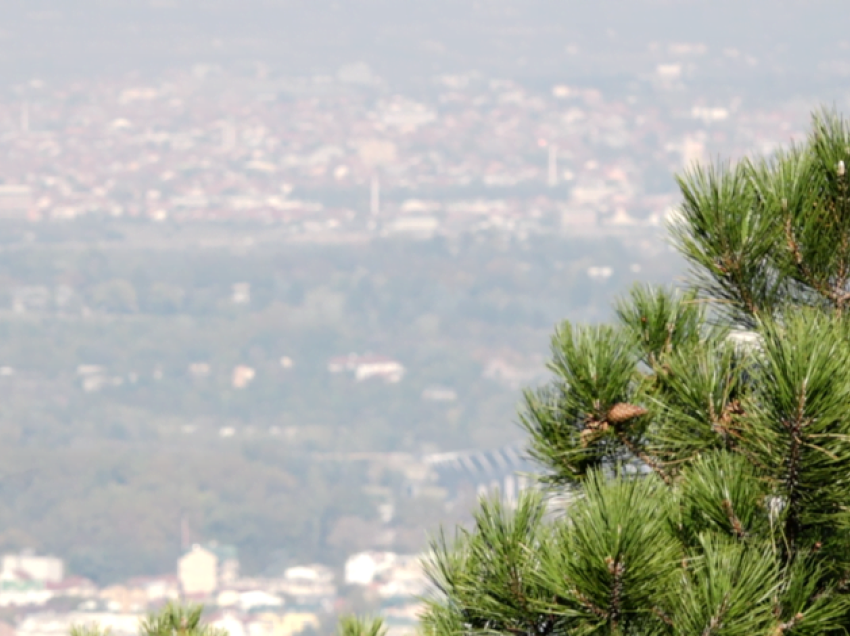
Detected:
left=0, top=226, right=670, bottom=583
left=417, top=110, right=850, bottom=634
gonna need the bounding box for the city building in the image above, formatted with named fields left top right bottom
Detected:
left=177, top=543, right=239, bottom=596
left=1, top=552, right=64, bottom=584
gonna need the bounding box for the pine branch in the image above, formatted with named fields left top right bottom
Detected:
left=417, top=109, right=850, bottom=636
left=615, top=430, right=672, bottom=485
left=700, top=594, right=730, bottom=636
left=606, top=556, right=626, bottom=630
left=772, top=612, right=804, bottom=635
left=722, top=499, right=747, bottom=539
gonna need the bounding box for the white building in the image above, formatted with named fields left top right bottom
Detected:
left=284, top=564, right=334, bottom=584
left=217, top=589, right=283, bottom=612
left=353, top=356, right=405, bottom=383
left=232, top=365, right=256, bottom=389
left=277, top=564, right=337, bottom=601
left=177, top=543, right=240, bottom=595
left=344, top=551, right=397, bottom=586
left=327, top=354, right=405, bottom=383
left=1, top=552, right=63, bottom=584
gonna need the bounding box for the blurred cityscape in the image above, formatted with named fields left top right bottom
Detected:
left=0, top=62, right=815, bottom=236
left=0, top=546, right=427, bottom=636
left=0, top=443, right=537, bottom=636
left=0, top=60, right=828, bottom=633
left=0, top=1, right=849, bottom=634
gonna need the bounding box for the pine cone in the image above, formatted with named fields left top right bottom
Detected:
left=606, top=403, right=648, bottom=424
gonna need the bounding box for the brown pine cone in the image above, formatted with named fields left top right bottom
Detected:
left=606, top=403, right=648, bottom=424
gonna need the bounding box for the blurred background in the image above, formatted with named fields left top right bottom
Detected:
left=0, top=1, right=847, bottom=633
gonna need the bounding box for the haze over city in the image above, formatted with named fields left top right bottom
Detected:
left=0, top=2, right=847, bottom=636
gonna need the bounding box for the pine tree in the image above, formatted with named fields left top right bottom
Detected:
left=137, top=602, right=227, bottom=636
left=70, top=603, right=227, bottom=636
left=412, top=109, right=850, bottom=635
left=337, top=616, right=387, bottom=636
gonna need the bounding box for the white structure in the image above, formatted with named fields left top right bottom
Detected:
left=656, top=63, right=682, bottom=80
left=354, top=356, right=404, bottom=382
left=344, top=551, right=397, bottom=586
left=284, top=564, right=334, bottom=584
left=217, top=589, right=283, bottom=611
left=0, top=579, right=53, bottom=607
left=177, top=543, right=239, bottom=595
left=400, top=199, right=440, bottom=214
left=178, top=544, right=218, bottom=595
left=232, top=365, right=256, bottom=389
left=328, top=354, right=405, bottom=383
left=239, top=590, right=284, bottom=611
left=276, top=563, right=337, bottom=601
left=1, top=552, right=63, bottom=584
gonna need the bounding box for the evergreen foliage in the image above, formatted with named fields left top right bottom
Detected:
left=415, top=109, right=850, bottom=634
left=70, top=604, right=227, bottom=636
left=336, top=616, right=387, bottom=636
left=137, top=603, right=227, bottom=636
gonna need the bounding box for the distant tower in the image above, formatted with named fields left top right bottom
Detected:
left=21, top=103, right=29, bottom=134
left=547, top=144, right=558, bottom=187
left=370, top=174, right=380, bottom=216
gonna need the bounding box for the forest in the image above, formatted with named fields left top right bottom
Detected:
left=0, top=224, right=676, bottom=583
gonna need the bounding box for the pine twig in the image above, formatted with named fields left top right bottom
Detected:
left=616, top=431, right=673, bottom=485
left=606, top=556, right=626, bottom=630
left=701, top=594, right=730, bottom=636
left=722, top=498, right=747, bottom=539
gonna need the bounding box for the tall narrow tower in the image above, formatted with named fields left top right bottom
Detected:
left=547, top=144, right=558, bottom=187
left=370, top=174, right=380, bottom=216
